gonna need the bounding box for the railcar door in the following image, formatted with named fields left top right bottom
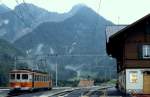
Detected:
left=32, top=73, right=34, bottom=89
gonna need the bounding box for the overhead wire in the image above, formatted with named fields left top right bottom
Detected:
left=15, top=0, right=35, bottom=51
left=91, top=0, right=102, bottom=56
left=20, top=0, right=47, bottom=70
left=94, top=0, right=102, bottom=34
left=94, top=0, right=102, bottom=30
left=13, top=0, right=35, bottom=70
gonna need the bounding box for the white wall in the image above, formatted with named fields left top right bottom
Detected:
left=126, top=69, right=143, bottom=93
left=118, top=70, right=126, bottom=92
left=118, top=69, right=150, bottom=94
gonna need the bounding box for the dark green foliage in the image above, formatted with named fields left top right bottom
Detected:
left=16, top=62, right=29, bottom=69
left=51, top=67, right=77, bottom=81
left=0, top=39, right=23, bottom=55
left=94, top=78, right=110, bottom=85
left=0, top=54, right=14, bottom=86
left=53, top=80, right=79, bottom=87
left=0, top=39, right=23, bottom=86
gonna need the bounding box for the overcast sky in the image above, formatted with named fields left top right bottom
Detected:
left=1, top=0, right=150, bottom=24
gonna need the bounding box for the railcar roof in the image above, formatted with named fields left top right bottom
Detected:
left=106, top=25, right=127, bottom=42
left=109, top=14, right=150, bottom=40
left=10, top=69, right=48, bottom=74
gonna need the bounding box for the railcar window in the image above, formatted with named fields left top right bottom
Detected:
left=41, top=76, right=43, bottom=82
left=39, top=75, right=40, bottom=81
left=46, top=76, right=47, bottom=81
left=36, top=75, right=37, bottom=81
left=40, top=75, right=41, bottom=81
left=37, top=75, right=39, bottom=81
left=10, top=74, right=15, bottom=80
left=42, top=76, right=43, bottom=81
left=41, top=75, right=43, bottom=81
left=45, top=76, right=46, bottom=81
left=41, top=76, right=43, bottom=81
left=44, top=76, right=46, bottom=81
left=48, top=76, right=49, bottom=81
left=17, top=74, right=20, bottom=80
left=34, top=75, right=37, bottom=81
left=22, top=74, right=28, bottom=80
left=36, top=75, right=38, bottom=81
left=35, top=75, right=37, bottom=81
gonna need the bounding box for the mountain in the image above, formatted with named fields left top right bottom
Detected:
left=0, top=3, right=83, bottom=42
left=0, top=4, right=11, bottom=14
left=14, top=5, right=116, bottom=80
left=14, top=3, right=80, bottom=26
left=15, top=5, right=110, bottom=54
left=0, top=6, right=27, bottom=42
left=0, top=39, right=22, bottom=55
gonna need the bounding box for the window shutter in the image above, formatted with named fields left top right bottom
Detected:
left=146, top=23, right=150, bottom=35
left=138, top=45, right=142, bottom=59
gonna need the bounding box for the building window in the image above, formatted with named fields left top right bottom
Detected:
left=129, top=71, right=138, bottom=83
left=142, top=45, right=150, bottom=59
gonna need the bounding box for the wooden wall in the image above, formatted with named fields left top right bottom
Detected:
left=123, top=24, right=150, bottom=69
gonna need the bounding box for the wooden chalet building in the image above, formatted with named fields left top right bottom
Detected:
left=106, top=14, right=150, bottom=94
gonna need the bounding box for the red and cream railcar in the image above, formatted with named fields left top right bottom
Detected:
left=9, top=69, right=52, bottom=91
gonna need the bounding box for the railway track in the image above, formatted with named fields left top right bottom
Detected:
left=4, top=86, right=131, bottom=97
left=52, top=86, right=110, bottom=97
left=7, top=89, right=47, bottom=96
left=51, top=90, right=73, bottom=97
left=7, top=88, right=66, bottom=97
left=49, top=88, right=81, bottom=97
left=6, top=87, right=79, bottom=97
left=80, top=87, right=107, bottom=97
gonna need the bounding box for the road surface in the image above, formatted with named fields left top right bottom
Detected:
left=54, top=87, right=131, bottom=97
left=0, top=87, right=131, bottom=97
left=0, top=89, right=9, bottom=97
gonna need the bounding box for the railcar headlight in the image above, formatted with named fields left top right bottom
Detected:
left=15, top=85, right=20, bottom=88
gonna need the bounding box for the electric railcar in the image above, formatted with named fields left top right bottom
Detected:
left=9, top=69, right=52, bottom=91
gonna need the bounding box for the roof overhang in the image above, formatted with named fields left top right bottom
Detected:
left=106, top=13, right=150, bottom=57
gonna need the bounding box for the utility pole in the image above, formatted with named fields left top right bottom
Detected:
left=44, top=56, right=48, bottom=72
left=56, top=61, right=58, bottom=87
left=55, top=54, right=58, bottom=87
left=14, top=56, right=17, bottom=70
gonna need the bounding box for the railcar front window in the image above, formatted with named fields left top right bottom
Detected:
left=10, top=74, right=15, bottom=80
left=17, top=74, right=20, bottom=80
left=22, top=74, right=28, bottom=80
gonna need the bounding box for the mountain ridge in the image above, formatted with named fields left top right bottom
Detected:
left=1, top=3, right=107, bottom=42
left=0, top=4, right=11, bottom=14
